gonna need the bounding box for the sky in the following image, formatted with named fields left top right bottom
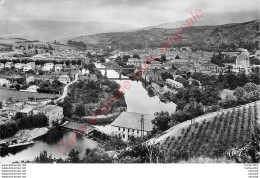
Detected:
left=0, top=0, right=259, bottom=27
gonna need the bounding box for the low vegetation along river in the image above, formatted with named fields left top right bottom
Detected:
left=0, top=63, right=176, bottom=163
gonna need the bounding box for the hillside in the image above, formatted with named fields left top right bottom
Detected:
left=70, top=20, right=260, bottom=51
left=0, top=20, right=136, bottom=42
left=148, top=101, right=260, bottom=162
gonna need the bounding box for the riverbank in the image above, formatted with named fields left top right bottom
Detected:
left=82, top=112, right=122, bottom=125
left=0, top=127, right=49, bottom=147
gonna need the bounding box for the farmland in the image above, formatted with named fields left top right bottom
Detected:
left=0, top=88, right=60, bottom=102
left=156, top=101, right=260, bottom=162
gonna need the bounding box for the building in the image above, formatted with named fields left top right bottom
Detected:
left=127, top=58, right=144, bottom=66
left=43, top=63, right=54, bottom=71
left=58, top=75, right=70, bottom=84
left=166, top=79, right=183, bottom=89
left=33, top=105, right=63, bottom=125
left=20, top=85, right=39, bottom=93
left=26, top=76, right=35, bottom=84
left=111, top=112, right=155, bottom=141
left=4, top=62, right=14, bottom=68
left=15, top=63, right=25, bottom=70
left=236, top=49, right=250, bottom=74
left=0, top=63, right=4, bottom=69
left=55, top=64, right=63, bottom=71
left=78, top=73, right=98, bottom=82
left=0, top=77, right=10, bottom=86
left=23, top=62, right=35, bottom=71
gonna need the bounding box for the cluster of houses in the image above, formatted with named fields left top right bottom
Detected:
left=0, top=101, right=64, bottom=125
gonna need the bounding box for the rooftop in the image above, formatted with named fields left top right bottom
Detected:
left=111, top=112, right=155, bottom=131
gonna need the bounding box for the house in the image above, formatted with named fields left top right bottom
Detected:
left=0, top=63, right=4, bottom=69
left=166, top=79, right=183, bottom=89
left=111, top=112, right=155, bottom=141
left=0, top=77, right=10, bottom=87
left=4, top=62, right=14, bottom=68
left=79, top=73, right=98, bottom=82
left=33, top=105, right=63, bottom=125
left=21, top=85, right=39, bottom=93
left=43, top=63, right=54, bottom=71
left=58, top=75, right=70, bottom=84
left=55, top=64, right=63, bottom=71
left=23, top=62, right=36, bottom=71
left=236, top=49, right=250, bottom=74
left=127, top=58, right=144, bottom=66
left=19, top=108, right=34, bottom=117
left=26, top=76, right=35, bottom=84
left=81, top=68, right=89, bottom=74
left=36, top=48, right=45, bottom=54
left=15, top=63, right=25, bottom=70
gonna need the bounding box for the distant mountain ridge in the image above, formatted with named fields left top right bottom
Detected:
left=0, top=20, right=136, bottom=42
left=138, top=10, right=260, bottom=30
left=69, top=20, right=260, bottom=51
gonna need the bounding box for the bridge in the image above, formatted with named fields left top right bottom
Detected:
left=96, top=67, right=136, bottom=70
left=96, top=67, right=136, bottom=79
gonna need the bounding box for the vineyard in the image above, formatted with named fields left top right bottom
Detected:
left=157, top=101, right=260, bottom=162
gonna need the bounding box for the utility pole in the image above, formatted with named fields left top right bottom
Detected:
left=141, top=114, right=144, bottom=137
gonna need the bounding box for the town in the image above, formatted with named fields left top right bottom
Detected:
left=0, top=20, right=260, bottom=164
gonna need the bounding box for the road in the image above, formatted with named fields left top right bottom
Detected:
left=55, top=72, right=80, bottom=103
left=40, top=72, right=80, bottom=105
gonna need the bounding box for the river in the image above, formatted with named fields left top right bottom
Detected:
left=0, top=63, right=176, bottom=163
left=94, top=63, right=176, bottom=134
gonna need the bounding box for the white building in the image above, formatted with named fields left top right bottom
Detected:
left=111, top=112, right=155, bottom=141
left=23, top=62, right=36, bottom=71
left=54, top=64, right=63, bottom=71
left=58, top=75, right=70, bottom=84
left=0, top=63, right=5, bottom=69
left=43, top=63, right=54, bottom=71
left=236, top=49, right=250, bottom=74
left=26, top=76, right=35, bottom=84
left=15, top=63, right=25, bottom=70
left=21, top=85, right=39, bottom=93
left=5, top=62, right=14, bottom=68
left=166, top=79, right=183, bottom=89
left=0, top=78, right=10, bottom=87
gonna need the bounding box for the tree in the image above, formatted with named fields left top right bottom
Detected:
left=246, top=90, right=260, bottom=101
left=234, top=87, right=245, bottom=98
left=238, top=72, right=249, bottom=87
left=175, top=55, right=180, bottom=59
left=103, top=136, right=127, bottom=151
left=0, top=101, right=2, bottom=109
left=67, top=149, right=80, bottom=163
left=133, top=54, right=140, bottom=59
left=75, top=104, right=85, bottom=118
left=161, top=55, right=166, bottom=63
left=100, top=58, right=106, bottom=63
left=152, top=112, right=171, bottom=133
left=223, top=94, right=237, bottom=108
left=161, top=72, right=173, bottom=81
left=244, top=82, right=259, bottom=93
left=62, top=99, right=73, bottom=118
left=183, top=101, right=204, bottom=118
left=35, top=151, right=54, bottom=163
left=76, top=59, right=82, bottom=66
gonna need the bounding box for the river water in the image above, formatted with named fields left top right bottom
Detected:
left=0, top=63, right=176, bottom=163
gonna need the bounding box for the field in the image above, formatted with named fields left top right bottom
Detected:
left=0, top=88, right=60, bottom=102
left=158, top=101, right=259, bottom=162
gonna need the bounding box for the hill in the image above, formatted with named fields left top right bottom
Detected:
left=148, top=101, right=260, bottom=162
left=69, top=20, right=260, bottom=51
left=0, top=20, right=136, bottom=42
